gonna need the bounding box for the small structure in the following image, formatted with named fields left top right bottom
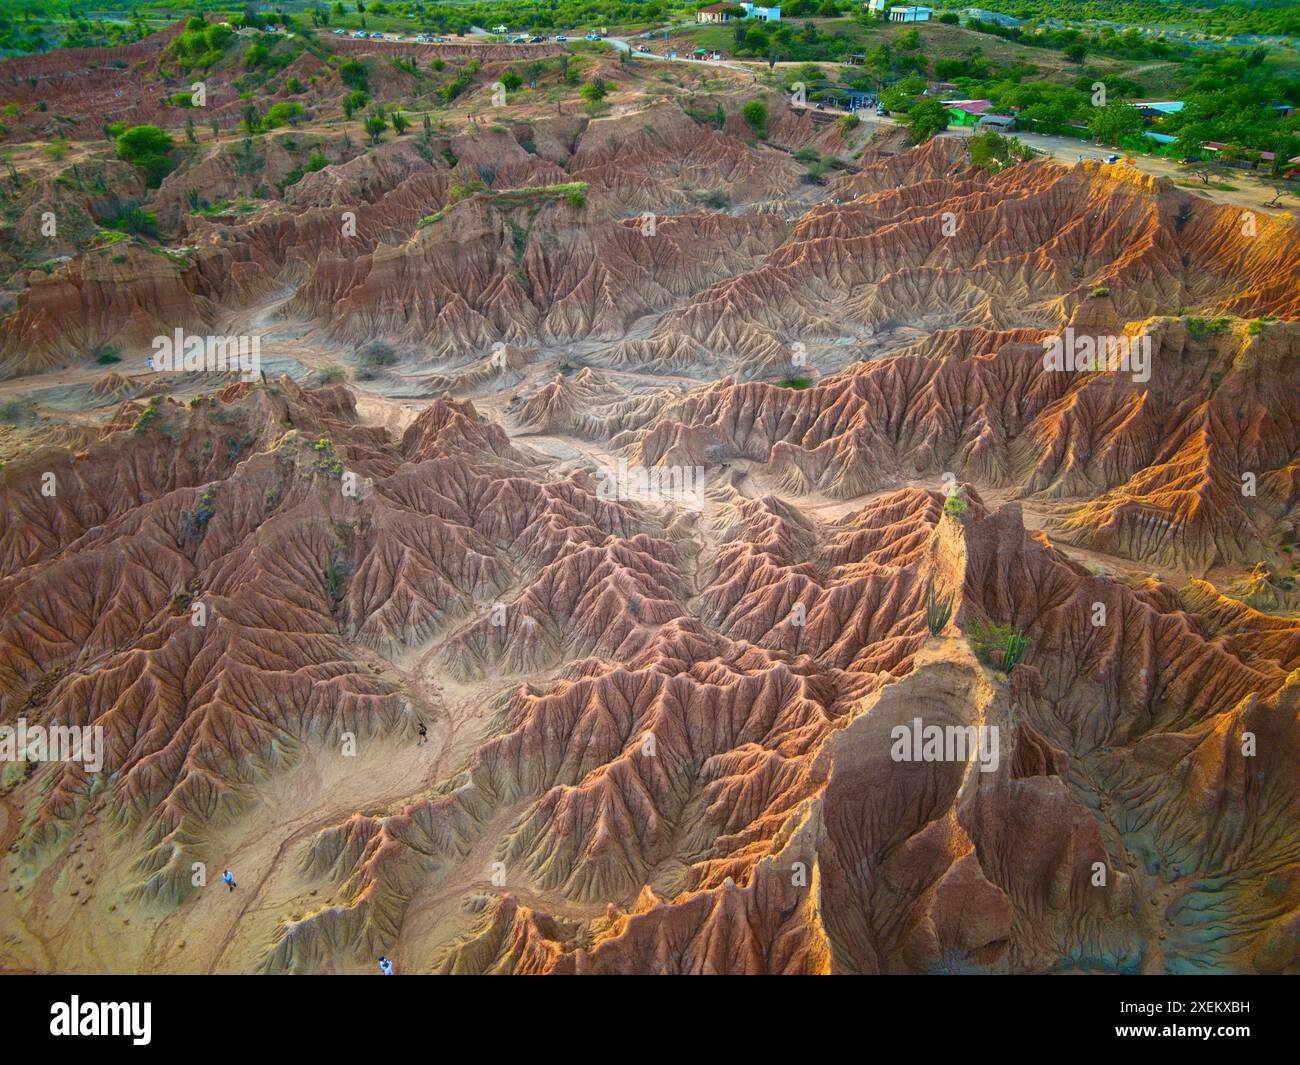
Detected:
left=942, top=99, right=995, bottom=125
left=889, top=6, right=932, bottom=21
left=1134, top=101, right=1184, bottom=123
left=696, top=3, right=738, bottom=23
left=977, top=113, right=1017, bottom=132
left=740, top=2, right=782, bottom=20
left=824, top=89, right=874, bottom=111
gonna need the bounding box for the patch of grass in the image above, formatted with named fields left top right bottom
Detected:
left=0, top=395, right=33, bottom=424
left=132, top=397, right=163, bottom=433
left=311, top=436, right=344, bottom=477
left=967, top=621, right=1030, bottom=674
left=180, top=483, right=219, bottom=541
left=356, top=340, right=398, bottom=372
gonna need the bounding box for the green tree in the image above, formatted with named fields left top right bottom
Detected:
left=903, top=98, right=948, bottom=142
left=579, top=78, right=608, bottom=104
left=1089, top=101, right=1142, bottom=146
left=339, top=59, right=369, bottom=92
left=114, top=125, right=175, bottom=186
left=742, top=97, right=768, bottom=136
left=264, top=101, right=305, bottom=128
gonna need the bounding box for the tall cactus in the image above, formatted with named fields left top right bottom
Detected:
left=1001, top=632, right=1029, bottom=672
left=925, top=582, right=954, bottom=636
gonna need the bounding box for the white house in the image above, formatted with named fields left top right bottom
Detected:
left=890, top=6, right=932, bottom=21
left=697, top=2, right=780, bottom=22
left=696, top=2, right=736, bottom=23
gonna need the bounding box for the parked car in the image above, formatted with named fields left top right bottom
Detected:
left=556, top=34, right=567, bottom=41
left=529, top=35, right=543, bottom=43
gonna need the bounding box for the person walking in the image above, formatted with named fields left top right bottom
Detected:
left=378, top=956, right=394, bottom=976
left=222, top=869, right=236, bottom=892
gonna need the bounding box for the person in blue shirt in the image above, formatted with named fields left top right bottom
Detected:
left=378, top=956, right=394, bottom=976
left=222, top=869, right=236, bottom=892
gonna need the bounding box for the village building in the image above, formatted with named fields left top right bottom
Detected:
left=696, top=2, right=781, bottom=22
left=696, top=3, right=736, bottom=23
left=942, top=99, right=995, bottom=125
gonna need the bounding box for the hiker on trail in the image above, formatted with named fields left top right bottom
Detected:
left=222, top=869, right=236, bottom=892
left=417, top=722, right=428, bottom=746
left=378, top=956, right=394, bottom=976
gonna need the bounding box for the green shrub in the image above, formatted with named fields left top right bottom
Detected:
left=180, top=484, right=219, bottom=540
left=356, top=340, right=397, bottom=370
left=0, top=395, right=33, bottom=424
left=115, top=125, right=175, bottom=187
left=968, top=621, right=1030, bottom=673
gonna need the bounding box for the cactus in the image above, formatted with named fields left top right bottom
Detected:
left=1000, top=632, right=1029, bottom=672
left=968, top=621, right=1030, bottom=675
left=925, top=583, right=954, bottom=636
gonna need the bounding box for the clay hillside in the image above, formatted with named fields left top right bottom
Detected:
left=0, top=15, right=1297, bottom=977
